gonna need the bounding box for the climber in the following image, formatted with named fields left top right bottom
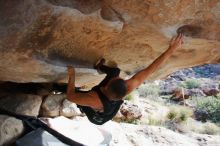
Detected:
left=66, top=33, right=184, bottom=125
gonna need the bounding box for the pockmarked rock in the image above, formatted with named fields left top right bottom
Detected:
left=41, top=94, right=66, bottom=117
left=0, top=0, right=219, bottom=86
left=120, top=101, right=142, bottom=121
left=0, top=115, right=24, bottom=146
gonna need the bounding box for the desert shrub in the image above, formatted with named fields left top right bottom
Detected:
left=124, top=91, right=139, bottom=101
left=201, top=122, right=220, bottom=135
left=124, top=94, right=133, bottom=101
left=147, top=117, right=164, bottom=126
left=179, top=79, right=201, bottom=89
left=164, top=106, right=193, bottom=132
left=216, top=93, right=220, bottom=99
left=137, top=83, right=160, bottom=100
left=180, top=118, right=220, bottom=135
left=167, top=110, right=178, bottom=121
left=195, top=96, right=220, bottom=123
left=166, top=106, right=193, bottom=123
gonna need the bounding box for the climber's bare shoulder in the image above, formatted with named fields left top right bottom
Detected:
left=125, top=77, right=142, bottom=95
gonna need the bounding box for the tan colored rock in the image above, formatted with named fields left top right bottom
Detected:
left=113, top=110, right=125, bottom=122
left=0, top=93, right=42, bottom=117
left=120, top=101, right=142, bottom=122
left=0, top=115, right=24, bottom=146
left=0, top=0, right=219, bottom=86
left=172, top=88, right=206, bottom=101
left=41, top=94, right=66, bottom=117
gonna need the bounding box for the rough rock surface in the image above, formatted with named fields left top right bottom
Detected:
left=172, top=88, right=206, bottom=101
left=0, top=115, right=24, bottom=146
left=116, top=123, right=220, bottom=146
left=119, top=101, right=142, bottom=121
left=0, top=93, right=42, bottom=117
left=0, top=0, right=219, bottom=86
left=41, top=94, right=66, bottom=117
left=40, top=116, right=220, bottom=146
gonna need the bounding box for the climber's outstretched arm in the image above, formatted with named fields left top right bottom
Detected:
left=125, top=33, right=183, bottom=94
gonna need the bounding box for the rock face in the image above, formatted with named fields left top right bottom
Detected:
left=41, top=94, right=82, bottom=117
left=0, top=0, right=220, bottom=85
left=0, top=115, right=24, bottom=146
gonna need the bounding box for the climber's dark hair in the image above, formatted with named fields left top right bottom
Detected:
left=109, top=78, right=127, bottom=99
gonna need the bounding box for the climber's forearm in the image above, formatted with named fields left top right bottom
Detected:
left=126, top=46, right=176, bottom=94
left=134, top=46, right=175, bottom=81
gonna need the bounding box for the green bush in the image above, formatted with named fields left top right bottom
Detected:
left=148, top=118, right=163, bottom=126
left=195, top=96, right=220, bottom=123
left=124, top=94, right=133, bottom=101
left=181, top=118, right=220, bottom=135
left=167, top=110, right=178, bottom=121
left=137, top=83, right=160, bottom=99
left=167, top=106, right=193, bottom=123
left=124, top=91, right=138, bottom=101
left=179, top=79, right=201, bottom=89
left=216, top=93, right=220, bottom=99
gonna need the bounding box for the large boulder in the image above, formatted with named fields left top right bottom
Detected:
left=41, top=94, right=66, bottom=117
left=41, top=94, right=83, bottom=118
left=199, top=80, right=220, bottom=96
left=119, top=101, right=142, bottom=122
left=172, top=88, right=206, bottom=101
left=0, top=93, right=42, bottom=117
left=0, top=0, right=219, bottom=86
left=0, top=115, right=24, bottom=146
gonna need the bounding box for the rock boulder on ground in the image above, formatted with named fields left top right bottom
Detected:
left=172, top=88, right=206, bottom=101
left=0, top=93, right=42, bottom=117
left=41, top=94, right=66, bottom=117
left=119, top=101, right=142, bottom=122
left=0, top=115, right=24, bottom=146
left=200, top=82, right=220, bottom=96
